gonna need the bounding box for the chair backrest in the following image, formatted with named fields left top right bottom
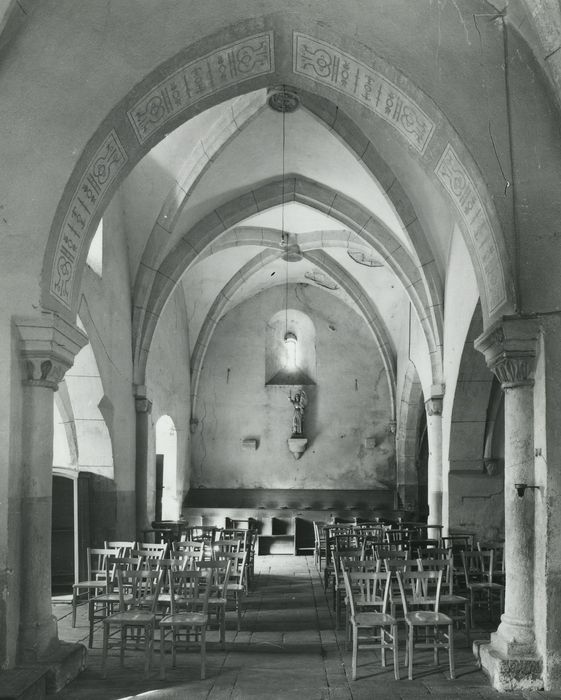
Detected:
left=168, top=568, right=210, bottom=616
left=417, top=547, right=450, bottom=560
left=105, top=555, right=144, bottom=584
left=461, top=549, right=488, bottom=586
left=115, top=564, right=163, bottom=613
left=213, top=538, right=241, bottom=555
left=478, top=542, right=504, bottom=575
left=134, top=542, right=167, bottom=557
left=395, top=569, right=444, bottom=614
left=87, top=547, right=117, bottom=580
left=196, top=559, right=232, bottom=598
left=374, top=547, right=408, bottom=562
left=104, top=541, right=136, bottom=557
left=220, top=528, right=248, bottom=544
left=383, top=558, right=420, bottom=573
left=171, top=539, right=205, bottom=557
left=342, top=568, right=392, bottom=617
left=417, top=556, right=454, bottom=594
left=213, top=549, right=248, bottom=588
left=442, top=534, right=474, bottom=551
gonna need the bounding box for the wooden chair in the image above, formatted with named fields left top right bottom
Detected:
left=418, top=556, right=470, bottom=644
left=100, top=566, right=163, bottom=678
left=71, top=547, right=115, bottom=628
left=478, top=541, right=505, bottom=585
left=88, top=555, right=142, bottom=648
left=196, top=559, right=232, bottom=646
left=214, top=549, right=249, bottom=632
left=461, top=549, right=505, bottom=627
left=159, top=569, right=210, bottom=680
left=395, top=569, right=455, bottom=680
left=312, top=521, right=327, bottom=570
left=342, top=568, right=399, bottom=680
left=332, top=549, right=362, bottom=630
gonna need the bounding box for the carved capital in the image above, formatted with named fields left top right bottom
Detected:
left=15, top=312, right=88, bottom=390
left=475, top=317, right=540, bottom=389
left=425, top=396, right=443, bottom=416
left=134, top=386, right=152, bottom=414
left=135, top=397, right=153, bottom=414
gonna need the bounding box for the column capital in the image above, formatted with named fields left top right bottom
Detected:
left=15, top=312, right=88, bottom=390
left=425, top=384, right=444, bottom=416
left=475, top=316, right=540, bottom=389
left=425, top=396, right=443, bottom=416
left=134, top=385, right=152, bottom=414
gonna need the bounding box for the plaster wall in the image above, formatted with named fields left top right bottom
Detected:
left=145, top=286, right=192, bottom=522
left=191, top=284, right=395, bottom=492
left=78, top=193, right=136, bottom=539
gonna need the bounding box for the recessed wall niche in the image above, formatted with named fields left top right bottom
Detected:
left=265, top=309, right=316, bottom=386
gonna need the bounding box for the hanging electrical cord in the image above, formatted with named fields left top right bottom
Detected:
left=281, top=84, right=289, bottom=338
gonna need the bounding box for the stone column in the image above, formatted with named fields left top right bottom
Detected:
left=475, top=317, right=542, bottom=690
left=425, top=386, right=444, bottom=532
left=135, top=385, right=153, bottom=538
left=15, top=313, right=87, bottom=661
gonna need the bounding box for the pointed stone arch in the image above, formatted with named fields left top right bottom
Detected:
left=133, top=179, right=440, bottom=388
left=40, top=15, right=512, bottom=345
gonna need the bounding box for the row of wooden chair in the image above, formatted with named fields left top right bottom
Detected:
left=72, top=529, right=257, bottom=632
left=332, top=544, right=505, bottom=681
left=93, top=547, right=248, bottom=679
left=342, top=564, right=455, bottom=681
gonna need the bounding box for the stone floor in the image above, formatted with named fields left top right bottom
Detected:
left=51, top=555, right=561, bottom=699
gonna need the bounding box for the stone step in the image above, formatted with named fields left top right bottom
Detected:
left=0, top=667, right=46, bottom=700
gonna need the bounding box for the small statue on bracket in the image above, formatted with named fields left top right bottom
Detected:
left=289, top=388, right=308, bottom=436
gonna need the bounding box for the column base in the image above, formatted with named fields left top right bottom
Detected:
left=19, top=615, right=59, bottom=663
left=23, top=640, right=87, bottom=695
left=473, top=639, right=543, bottom=692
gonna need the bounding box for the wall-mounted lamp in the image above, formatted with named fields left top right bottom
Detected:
left=515, top=483, right=539, bottom=498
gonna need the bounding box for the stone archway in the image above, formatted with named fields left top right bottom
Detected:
left=40, top=15, right=513, bottom=334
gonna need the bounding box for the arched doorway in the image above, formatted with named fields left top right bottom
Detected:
left=155, top=415, right=178, bottom=521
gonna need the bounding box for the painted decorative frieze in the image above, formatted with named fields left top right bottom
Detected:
left=293, top=33, right=435, bottom=154
left=50, top=130, right=128, bottom=308
left=128, top=32, right=274, bottom=144
left=435, top=144, right=506, bottom=314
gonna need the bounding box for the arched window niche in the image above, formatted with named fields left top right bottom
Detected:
left=265, top=309, right=316, bottom=386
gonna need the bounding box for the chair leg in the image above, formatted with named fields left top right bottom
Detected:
left=120, top=627, right=126, bottom=667
left=159, top=625, right=167, bottom=680
left=201, top=626, right=207, bottom=680
left=464, top=600, right=471, bottom=645
left=72, top=589, right=78, bottom=628
left=392, top=624, right=400, bottom=681
left=448, top=623, right=455, bottom=679
left=101, top=622, right=109, bottom=678
left=381, top=628, right=386, bottom=667
left=219, top=607, right=225, bottom=647
left=351, top=625, right=358, bottom=681
left=144, top=623, right=153, bottom=679
left=408, top=625, right=414, bottom=680
left=88, top=600, right=95, bottom=648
